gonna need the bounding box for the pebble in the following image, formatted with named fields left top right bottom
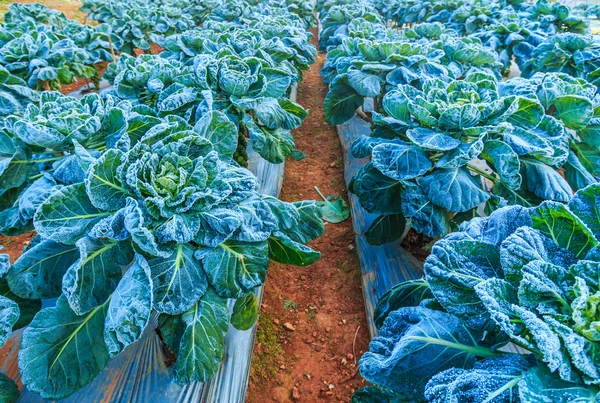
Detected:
left=273, top=318, right=280, bottom=325
left=292, top=387, right=301, bottom=400
left=346, top=353, right=354, bottom=360
left=330, top=162, right=336, bottom=168
left=284, top=322, right=296, bottom=331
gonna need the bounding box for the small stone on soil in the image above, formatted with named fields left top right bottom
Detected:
left=284, top=322, right=296, bottom=331
left=292, top=387, right=300, bottom=400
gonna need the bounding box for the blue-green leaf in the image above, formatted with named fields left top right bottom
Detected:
left=173, top=289, right=229, bottom=384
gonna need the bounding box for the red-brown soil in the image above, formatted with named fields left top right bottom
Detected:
left=246, top=29, right=370, bottom=403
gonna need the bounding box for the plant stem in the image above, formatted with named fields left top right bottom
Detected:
left=313, top=185, right=327, bottom=202
left=467, top=163, right=498, bottom=183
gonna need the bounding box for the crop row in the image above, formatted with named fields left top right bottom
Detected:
left=316, top=0, right=600, bottom=401
left=0, top=1, right=322, bottom=401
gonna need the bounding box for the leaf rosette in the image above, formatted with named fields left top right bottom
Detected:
left=349, top=71, right=597, bottom=242
left=8, top=121, right=324, bottom=399
left=355, top=184, right=600, bottom=402
left=0, top=91, right=160, bottom=236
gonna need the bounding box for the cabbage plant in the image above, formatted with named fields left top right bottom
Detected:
left=8, top=120, right=323, bottom=399
left=355, top=184, right=600, bottom=402
left=0, top=66, right=39, bottom=117
left=106, top=53, right=307, bottom=165
left=0, top=30, right=98, bottom=91
left=81, top=0, right=195, bottom=55
left=514, top=33, right=600, bottom=85
left=322, top=38, right=454, bottom=125
left=349, top=72, right=596, bottom=243
left=322, top=33, right=503, bottom=125
left=0, top=92, right=163, bottom=235
left=499, top=72, right=600, bottom=192
left=319, top=3, right=384, bottom=51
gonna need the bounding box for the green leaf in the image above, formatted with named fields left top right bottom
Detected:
left=323, top=74, right=364, bottom=125
left=193, top=110, right=237, bottom=159
left=578, top=118, right=600, bottom=151
left=531, top=201, right=598, bottom=259
left=62, top=238, right=133, bottom=315
left=19, top=295, right=110, bottom=399
left=420, top=168, right=490, bottom=213
left=482, top=140, right=522, bottom=190
left=569, top=183, right=600, bottom=241
left=564, top=151, right=595, bottom=192
left=268, top=231, right=321, bottom=266
left=374, top=279, right=433, bottom=329
left=173, top=289, right=229, bottom=384
left=400, top=182, right=450, bottom=238
left=0, top=277, right=40, bottom=330
left=287, top=201, right=324, bottom=243
left=231, top=293, right=259, bottom=331
left=372, top=143, right=432, bottom=180
left=520, top=158, right=572, bottom=203
left=244, top=113, right=297, bottom=164
left=351, top=163, right=403, bottom=214
left=425, top=238, right=502, bottom=330
left=348, top=69, right=382, bottom=98
left=0, top=295, right=18, bottom=348
left=261, top=68, right=292, bottom=98
left=365, top=214, right=406, bottom=246
left=85, top=149, right=129, bottom=211
left=149, top=244, right=207, bottom=315
left=554, top=95, right=594, bottom=130
left=0, top=373, right=18, bottom=403
left=507, top=96, right=545, bottom=129
left=359, top=306, right=491, bottom=396
left=0, top=147, right=32, bottom=191
left=519, top=365, right=600, bottom=402
left=34, top=183, right=112, bottom=245
left=8, top=238, right=78, bottom=299
left=425, top=355, right=529, bottom=403
left=104, top=254, right=152, bottom=357
left=195, top=241, right=268, bottom=299
left=314, top=186, right=349, bottom=223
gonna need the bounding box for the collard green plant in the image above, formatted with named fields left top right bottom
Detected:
left=321, top=32, right=504, bottom=125
left=0, top=66, right=39, bottom=117
left=0, top=30, right=98, bottom=91
left=81, top=0, right=195, bottom=55
left=8, top=118, right=323, bottom=399
left=322, top=38, right=455, bottom=125
left=0, top=91, right=163, bottom=236
left=349, top=71, right=599, bottom=242
left=319, top=4, right=384, bottom=51
left=1, top=3, right=115, bottom=65
left=355, top=184, right=600, bottom=402
left=514, top=33, right=600, bottom=85
left=106, top=53, right=307, bottom=165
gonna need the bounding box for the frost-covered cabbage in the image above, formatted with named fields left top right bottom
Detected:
left=0, top=92, right=162, bottom=236
left=7, top=118, right=324, bottom=399
left=355, top=184, right=600, bottom=402
left=106, top=53, right=307, bottom=165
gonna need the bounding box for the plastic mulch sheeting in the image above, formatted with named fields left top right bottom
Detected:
left=337, top=115, right=424, bottom=338
left=0, top=84, right=296, bottom=403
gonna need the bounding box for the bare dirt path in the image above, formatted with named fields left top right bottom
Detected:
left=246, top=28, right=370, bottom=403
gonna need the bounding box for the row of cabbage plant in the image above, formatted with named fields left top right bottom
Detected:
left=317, top=0, right=600, bottom=401
left=0, top=0, right=321, bottom=401
left=319, top=0, right=600, bottom=245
